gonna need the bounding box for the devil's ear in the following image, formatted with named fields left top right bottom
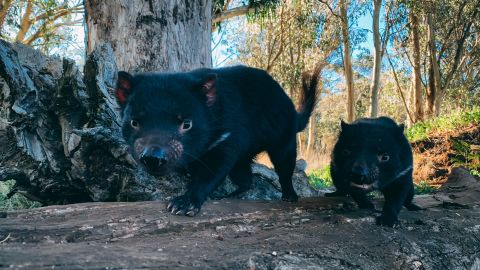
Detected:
left=340, top=120, right=349, bottom=131
left=115, top=71, right=134, bottom=108
left=200, top=73, right=217, bottom=106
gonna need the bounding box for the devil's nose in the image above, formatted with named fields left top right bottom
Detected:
left=351, top=165, right=369, bottom=176
left=140, top=147, right=168, bottom=169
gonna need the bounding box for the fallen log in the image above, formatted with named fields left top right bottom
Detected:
left=0, top=168, right=479, bottom=269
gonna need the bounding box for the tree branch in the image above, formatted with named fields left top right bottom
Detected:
left=385, top=49, right=415, bottom=124
left=25, top=16, right=82, bottom=46
left=317, top=0, right=342, bottom=21
left=32, top=4, right=83, bottom=23
left=443, top=5, right=479, bottom=88
left=15, top=0, right=33, bottom=42
left=0, top=0, right=14, bottom=33
left=212, top=5, right=255, bottom=24
left=438, top=0, right=468, bottom=61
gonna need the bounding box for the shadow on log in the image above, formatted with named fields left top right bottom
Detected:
left=0, top=40, right=316, bottom=205
left=0, top=167, right=479, bottom=269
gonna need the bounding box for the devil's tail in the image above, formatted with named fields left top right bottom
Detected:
left=296, top=66, right=320, bottom=132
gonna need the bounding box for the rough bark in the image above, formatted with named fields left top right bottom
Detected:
left=0, top=40, right=157, bottom=204
left=339, top=0, right=354, bottom=123
left=0, top=40, right=316, bottom=205
left=369, top=0, right=382, bottom=118
left=85, top=0, right=212, bottom=72
left=0, top=168, right=479, bottom=269
left=409, top=11, right=423, bottom=123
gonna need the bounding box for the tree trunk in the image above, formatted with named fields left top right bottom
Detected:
left=409, top=11, right=423, bottom=123
left=427, top=58, right=435, bottom=117
left=306, top=114, right=315, bottom=155
left=426, top=12, right=442, bottom=118
left=85, top=0, right=212, bottom=72
left=427, top=13, right=443, bottom=116
left=340, top=0, right=354, bottom=123
left=407, top=80, right=414, bottom=126
left=0, top=0, right=13, bottom=33
left=298, top=134, right=304, bottom=156
left=369, top=0, right=382, bottom=118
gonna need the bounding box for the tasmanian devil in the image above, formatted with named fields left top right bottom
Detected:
left=327, top=117, right=422, bottom=227
left=115, top=65, right=319, bottom=216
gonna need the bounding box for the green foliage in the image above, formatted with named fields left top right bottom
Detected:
left=245, top=0, right=281, bottom=21
left=450, top=138, right=480, bottom=177
left=0, top=181, right=41, bottom=211
left=414, top=180, right=437, bottom=195
left=308, top=165, right=333, bottom=189
left=406, top=107, right=480, bottom=142
left=236, top=0, right=339, bottom=94
left=1, top=0, right=83, bottom=54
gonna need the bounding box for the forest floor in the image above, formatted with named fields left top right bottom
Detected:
left=0, top=167, right=479, bottom=269
left=412, top=123, right=480, bottom=187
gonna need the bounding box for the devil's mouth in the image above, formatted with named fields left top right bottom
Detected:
left=350, top=182, right=375, bottom=191
left=349, top=176, right=378, bottom=191
left=142, top=166, right=169, bottom=176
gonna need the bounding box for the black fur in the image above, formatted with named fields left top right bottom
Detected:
left=328, top=117, right=421, bottom=227
left=115, top=66, right=319, bottom=216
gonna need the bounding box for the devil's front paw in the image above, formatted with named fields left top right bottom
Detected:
left=376, top=214, right=397, bottom=227
left=166, top=195, right=201, bottom=217
left=357, top=200, right=375, bottom=210
left=282, top=192, right=299, bottom=202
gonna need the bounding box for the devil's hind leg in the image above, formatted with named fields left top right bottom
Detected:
left=268, top=139, right=298, bottom=202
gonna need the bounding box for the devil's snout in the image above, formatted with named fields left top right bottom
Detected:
left=140, top=147, right=168, bottom=170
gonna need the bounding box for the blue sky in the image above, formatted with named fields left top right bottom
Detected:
left=212, top=7, right=377, bottom=68
left=66, top=3, right=377, bottom=70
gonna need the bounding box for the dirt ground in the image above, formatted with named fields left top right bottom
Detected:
left=0, top=168, right=479, bottom=270
left=412, top=123, right=480, bottom=187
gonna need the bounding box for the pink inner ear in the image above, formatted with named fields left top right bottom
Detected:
left=203, top=79, right=215, bottom=91
left=205, top=91, right=215, bottom=106
left=116, top=88, right=128, bottom=104
left=115, top=72, right=133, bottom=105
left=119, top=79, right=131, bottom=90
left=202, top=76, right=216, bottom=106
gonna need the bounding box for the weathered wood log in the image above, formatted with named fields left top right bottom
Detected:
left=0, top=168, right=478, bottom=269
left=0, top=40, right=316, bottom=205
left=0, top=40, right=156, bottom=204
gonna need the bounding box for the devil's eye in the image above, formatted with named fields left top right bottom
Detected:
left=130, top=119, right=139, bottom=129
left=181, top=119, right=193, bottom=131
left=378, top=153, right=390, bottom=162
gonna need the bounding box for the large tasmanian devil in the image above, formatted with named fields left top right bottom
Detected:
left=115, top=65, right=319, bottom=216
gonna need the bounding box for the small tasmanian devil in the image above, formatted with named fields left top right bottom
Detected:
left=115, top=65, right=319, bottom=216
left=327, top=117, right=422, bottom=227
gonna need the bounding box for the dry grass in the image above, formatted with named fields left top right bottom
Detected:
left=255, top=151, right=330, bottom=172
